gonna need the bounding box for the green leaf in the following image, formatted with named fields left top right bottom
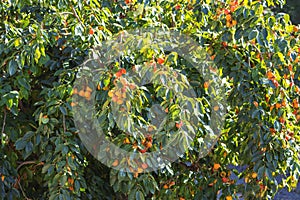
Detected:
left=135, top=190, right=145, bottom=200
left=257, top=165, right=265, bottom=180
left=265, top=168, right=273, bottom=180
left=248, top=30, right=259, bottom=40
left=59, top=105, right=67, bottom=115
left=74, top=180, right=80, bottom=192
left=15, top=139, right=27, bottom=150
left=23, top=131, right=34, bottom=140
left=42, top=164, right=52, bottom=174
left=17, top=77, right=31, bottom=90
left=41, top=117, right=49, bottom=124
left=8, top=60, right=18, bottom=76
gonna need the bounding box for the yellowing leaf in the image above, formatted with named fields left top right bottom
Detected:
left=277, top=52, right=285, bottom=63
left=35, top=47, right=41, bottom=63
left=14, top=38, right=21, bottom=47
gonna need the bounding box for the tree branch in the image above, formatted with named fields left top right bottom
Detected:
left=1, top=109, right=7, bottom=145
left=71, top=6, right=84, bottom=27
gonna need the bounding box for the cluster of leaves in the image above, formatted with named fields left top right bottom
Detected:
left=0, top=0, right=299, bottom=199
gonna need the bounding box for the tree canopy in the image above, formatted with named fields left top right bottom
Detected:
left=0, top=0, right=300, bottom=199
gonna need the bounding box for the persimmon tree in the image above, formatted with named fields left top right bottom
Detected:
left=0, top=0, right=300, bottom=200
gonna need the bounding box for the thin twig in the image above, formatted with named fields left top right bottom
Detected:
left=16, top=161, right=44, bottom=200
left=18, top=180, right=31, bottom=200
left=1, top=109, right=6, bottom=135
left=16, top=161, right=39, bottom=171
left=71, top=6, right=84, bottom=27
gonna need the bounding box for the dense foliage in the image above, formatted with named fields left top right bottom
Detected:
left=1, top=0, right=300, bottom=199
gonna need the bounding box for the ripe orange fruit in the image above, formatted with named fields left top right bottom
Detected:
left=279, top=117, right=285, bottom=124
left=112, top=96, right=118, bottom=102
left=226, top=21, right=231, bottom=28
left=260, top=184, right=266, bottom=190
left=115, top=71, right=122, bottom=78
left=1, top=175, right=4, bottom=182
left=163, top=184, right=169, bottom=189
left=120, top=68, right=126, bottom=74
left=245, top=177, right=249, bottom=183
left=231, top=20, right=237, bottom=26
left=78, top=90, right=85, bottom=97
left=86, top=86, right=92, bottom=92
left=292, top=99, right=299, bottom=108
left=293, top=26, right=299, bottom=32
left=84, top=91, right=91, bottom=100
left=282, top=100, right=287, bottom=107
left=69, top=186, right=74, bottom=191
left=89, top=28, right=94, bottom=35
left=275, top=103, right=281, bottom=109
left=68, top=177, right=74, bottom=185
left=117, top=99, right=123, bottom=105
left=213, top=163, right=221, bottom=170
left=222, top=177, right=229, bottom=183
left=141, top=163, right=148, bottom=169
left=157, top=57, right=165, bottom=64
left=123, top=137, right=130, bottom=144
left=225, top=14, right=232, bottom=21
left=73, top=88, right=78, bottom=94
left=204, top=81, right=209, bottom=88
left=224, top=9, right=230, bottom=15
left=137, top=167, right=143, bottom=173
left=222, top=41, right=228, bottom=47
left=70, top=102, right=77, bottom=107
left=102, top=86, right=109, bottom=91
left=253, top=101, right=258, bottom=108
left=225, top=196, right=233, bottom=200
left=108, top=90, right=114, bottom=97
left=251, top=172, right=257, bottom=179
left=267, top=71, right=275, bottom=80
left=112, top=159, right=119, bottom=167
left=176, top=121, right=183, bottom=128
left=213, top=105, right=220, bottom=111
left=145, top=141, right=152, bottom=148
left=115, top=90, right=122, bottom=97
left=269, top=128, right=276, bottom=135
left=139, top=148, right=147, bottom=153
left=129, top=83, right=136, bottom=90
left=169, top=181, right=175, bottom=187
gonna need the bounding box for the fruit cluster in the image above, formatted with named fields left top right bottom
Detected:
left=108, top=75, right=136, bottom=105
